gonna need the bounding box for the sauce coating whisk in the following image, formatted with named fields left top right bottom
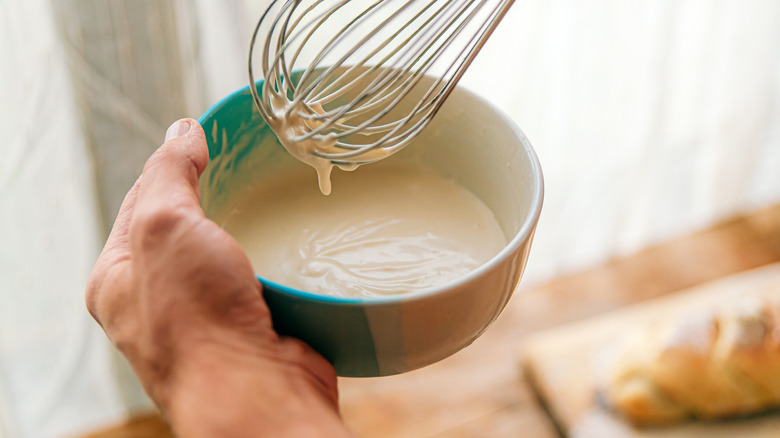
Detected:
left=248, top=0, right=514, bottom=165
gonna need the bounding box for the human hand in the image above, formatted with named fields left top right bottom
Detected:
left=86, top=119, right=352, bottom=437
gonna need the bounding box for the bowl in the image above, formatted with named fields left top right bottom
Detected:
left=197, top=75, right=543, bottom=377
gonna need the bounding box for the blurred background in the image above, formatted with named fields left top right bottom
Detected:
left=1, top=0, right=779, bottom=437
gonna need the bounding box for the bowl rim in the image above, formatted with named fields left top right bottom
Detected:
left=198, top=81, right=544, bottom=306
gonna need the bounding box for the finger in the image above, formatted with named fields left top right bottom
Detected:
left=95, top=118, right=204, bottom=268
left=87, top=119, right=207, bottom=318
left=135, top=118, right=208, bottom=217
left=129, top=119, right=209, bottom=254
left=85, top=180, right=140, bottom=319
left=102, top=175, right=141, bottom=257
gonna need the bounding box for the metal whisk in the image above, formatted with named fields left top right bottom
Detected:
left=248, top=0, right=514, bottom=164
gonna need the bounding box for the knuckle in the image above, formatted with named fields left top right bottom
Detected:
left=84, top=261, right=131, bottom=326
left=277, top=337, right=315, bottom=369
left=131, top=205, right=188, bottom=245
left=144, top=139, right=204, bottom=178
left=142, top=145, right=175, bottom=173
left=84, top=275, right=101, bottom=319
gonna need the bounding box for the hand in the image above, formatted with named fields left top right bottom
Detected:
left=86, top=119, right=352, bottom=437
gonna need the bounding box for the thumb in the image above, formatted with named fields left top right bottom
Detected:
left=129, top=119, right=209, bottom=255
left=165, top=118, right=197, bottom=143
left=135, top=118, right=209, bottom=216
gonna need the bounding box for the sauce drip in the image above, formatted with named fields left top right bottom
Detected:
left=265, top=89, right=391, bottom=195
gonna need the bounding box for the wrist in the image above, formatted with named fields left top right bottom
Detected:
left=160, top=338, right=352, bottom=438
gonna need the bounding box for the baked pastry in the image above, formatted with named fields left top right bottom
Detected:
left=600, top=296, right=780, bottom=425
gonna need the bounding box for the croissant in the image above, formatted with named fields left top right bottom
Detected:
left=601, top=296, right=780, bottom=425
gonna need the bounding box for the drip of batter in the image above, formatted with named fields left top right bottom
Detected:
left=264, top=86, right=391, bottom=195
left=220, top=163, right=506, bottom=298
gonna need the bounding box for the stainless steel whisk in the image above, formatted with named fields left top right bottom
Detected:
left=248, top=0, right=514, bottom=164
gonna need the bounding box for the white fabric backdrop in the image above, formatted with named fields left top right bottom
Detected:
left=465, top=0, right=780, bottom=281
left=1, top=0, right=779, bottom=436
left=0, top=2, right=127, bottom=437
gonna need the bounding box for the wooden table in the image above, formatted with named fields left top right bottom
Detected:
left=81, top=204, right=780, bottom=438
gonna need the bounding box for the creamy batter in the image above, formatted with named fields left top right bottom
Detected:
left=265, top=84, right=392, bottom=195
left=220, top=163, right=506, bottom=297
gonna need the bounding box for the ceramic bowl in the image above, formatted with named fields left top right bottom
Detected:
left=198, top=76, right=543, bottom=377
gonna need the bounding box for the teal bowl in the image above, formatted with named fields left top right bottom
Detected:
left=198, top=78, right=543, bottom=377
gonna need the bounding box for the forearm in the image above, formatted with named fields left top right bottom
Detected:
left=161, top=342, right=353, bottom=438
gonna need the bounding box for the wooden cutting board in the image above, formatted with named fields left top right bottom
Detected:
left=522, top=262, right=780, bottom=438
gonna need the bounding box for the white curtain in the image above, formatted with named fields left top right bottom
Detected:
left=1, top=1, right=778, bottom=436
left=0, top=1, right=249, bottom=436
left=463, top=0, right=780, bottom=281
left=0, top=2, right=123, bottom=437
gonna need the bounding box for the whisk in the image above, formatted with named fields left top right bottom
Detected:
left=248, top=0, right=514, bottom=165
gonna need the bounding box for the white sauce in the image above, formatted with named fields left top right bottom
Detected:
left=265, top=88, right=391, bottom=195
left=221, top=163, right=506, bottom=297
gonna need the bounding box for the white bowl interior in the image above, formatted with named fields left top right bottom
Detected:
left=203, top=86, right=539, bottom=263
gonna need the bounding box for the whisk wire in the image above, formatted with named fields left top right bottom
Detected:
left=296, top=0, right=481, bottom=142
left=293, top=0, right=387, bottom=102
left=249, top=0, right=515, bottom=163
left=301, top=0, right=415, bottom=101
left=319, top=0, right=463, bottom=106
left=319, top=0, right=467, bottom=114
